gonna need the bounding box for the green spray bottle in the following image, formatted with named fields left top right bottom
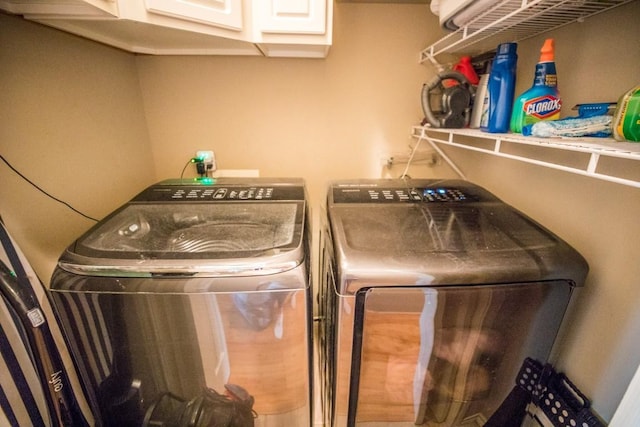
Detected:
left=510, top=39, right=561, bottom=133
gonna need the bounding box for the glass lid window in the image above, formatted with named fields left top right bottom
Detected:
left=75, top=203, right=301, bottom=259
left=339, top=204, right=555, bottom=253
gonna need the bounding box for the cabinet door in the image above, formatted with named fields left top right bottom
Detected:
left=257, top=0, right=326, bottom=34
left=145, top=0, right=243, bottom=31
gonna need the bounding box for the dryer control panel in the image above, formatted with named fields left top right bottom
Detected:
left=332, top=186, right=477, bottom=203
left=422, top=187, right=474, bottom=202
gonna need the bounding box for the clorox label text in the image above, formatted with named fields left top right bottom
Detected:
left=524, top=96, right=561, bottom=119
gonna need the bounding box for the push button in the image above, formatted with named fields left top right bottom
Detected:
left=213, top=189, right=227, bottom=199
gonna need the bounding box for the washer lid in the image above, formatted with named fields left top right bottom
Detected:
left=59, top=180, right=307, bottom=277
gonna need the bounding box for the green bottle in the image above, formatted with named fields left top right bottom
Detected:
left=613, top=85, right=640, bottom=142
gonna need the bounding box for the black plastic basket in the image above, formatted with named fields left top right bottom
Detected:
left=518, top=358, right=605, bottom=427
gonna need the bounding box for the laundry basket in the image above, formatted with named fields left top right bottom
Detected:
left=488, top=357, right=606, bottom=427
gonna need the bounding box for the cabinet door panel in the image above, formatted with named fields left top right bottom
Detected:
left=257, top=0, right=326, bottom=34
left=145, top=0, right=243, bottom=31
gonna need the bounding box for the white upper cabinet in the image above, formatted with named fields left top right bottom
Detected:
left=0, top=0, right=332, bottom=57
left=144, top=0, right=243, bottom=31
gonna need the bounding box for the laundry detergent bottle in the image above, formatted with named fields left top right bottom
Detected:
left=481, top=42, right=518, bottom=133
left=510, top=39, right=561, bottom=133
left=613, top=85, right=640, bottom=142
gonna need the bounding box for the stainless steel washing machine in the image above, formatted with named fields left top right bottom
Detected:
left=49, top=178, right=313, bottom=427
left=319, top=179, right=588, bottom=427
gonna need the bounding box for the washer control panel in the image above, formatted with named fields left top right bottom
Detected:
left=135, top=185, right=305, bottom=202
left=333, top=186, right=476, bottom=203
left=171, top=187, right=274, bottom=201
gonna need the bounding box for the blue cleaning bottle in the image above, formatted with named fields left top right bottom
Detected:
left=481, top=42, right=518, bottom=133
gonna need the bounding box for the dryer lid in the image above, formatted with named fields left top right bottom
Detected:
left=327, top=179, right=588, bottom=293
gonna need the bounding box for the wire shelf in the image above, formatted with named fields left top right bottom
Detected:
left=412, top=126, right=640, bottom=188
left=420, top=0, right=634, bottom=65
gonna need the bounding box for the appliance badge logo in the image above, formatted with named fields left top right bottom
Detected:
left=524, top=95, right=562, bottom=119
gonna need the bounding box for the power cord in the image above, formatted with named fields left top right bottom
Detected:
left=180, top=156, right=204, bottom=181
left=180, top=155, right=212, bottom=181
left=0, top=154, right=99, bottom=222
left=180, top=158, right=194, bottom=181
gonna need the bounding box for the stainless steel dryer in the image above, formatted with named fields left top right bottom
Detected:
left=49, top=178, right=313, bottom=427
left=319, top=179, right=588, bottom=427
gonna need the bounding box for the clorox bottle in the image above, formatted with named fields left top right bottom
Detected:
left=510, top=39, right=561, bottom=133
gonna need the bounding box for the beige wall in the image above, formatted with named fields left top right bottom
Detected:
left=1, top=1, right=639, bottom=422
left=135, top=4, right=444, bottom=205
left=0, top=14, right=157, bottom=280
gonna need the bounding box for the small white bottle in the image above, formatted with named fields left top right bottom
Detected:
left=470, top=72, right=490, bottom=128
